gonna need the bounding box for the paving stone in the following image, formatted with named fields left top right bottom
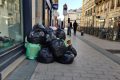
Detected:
left=46, top=71, right=63, bottom=76
left=86, top=70, right=104, bottom=75
left=63, top=72, right=80, bottom=77
left=54, top=76, right=72, bottom=80
left=34, top=74, right=54, bottom=80
left=91, top=78, right=109, bottom=80
left=81, top=73, right=97, bottom=78
left=73, top=76, right=91, bottom=80
left=97, top=74, right=116, bottom=80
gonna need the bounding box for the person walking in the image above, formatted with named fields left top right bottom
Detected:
left=67, top=22, right=72, bottom=36
left=73, top=20, right=78, bottom=35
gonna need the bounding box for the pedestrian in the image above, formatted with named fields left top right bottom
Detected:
left=67, top=22, right=72, bottom=36
left=70, top=22, right=72, bottom=29
left=73, top=20, right=78, bottom=35
left=61, top=21, right=64, bottom=29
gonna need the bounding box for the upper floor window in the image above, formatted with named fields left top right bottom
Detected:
left=111, top=0, right=114, bottom=9
left=117, top=0, right=120, bottom=7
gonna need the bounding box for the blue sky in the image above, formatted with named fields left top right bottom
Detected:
left=58, top=0, right=82, bottom=20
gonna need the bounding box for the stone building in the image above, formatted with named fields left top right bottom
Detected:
left=81, top=0, right=120, bottom=40
left=64, top=8, right=82, bottom=28
left=95, top=0, right=120, bottom=40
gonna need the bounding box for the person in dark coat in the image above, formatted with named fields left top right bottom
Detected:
left=73, top=20, right=78, bottom=35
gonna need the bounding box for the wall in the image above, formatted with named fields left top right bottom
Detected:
left=36, top=0, right=43, bottom=24
left=32, top=0, right=36, bottom=27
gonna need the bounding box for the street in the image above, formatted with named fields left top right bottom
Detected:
left=29, top=33, right=120, bottom=80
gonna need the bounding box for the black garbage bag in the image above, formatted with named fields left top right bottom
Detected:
left=27, top=28, right=47, bottom=45
left=67, top=45, right=77, bottom=57
left=56, top=51, right=74, bottom=64
left=36, top=48, right=54, bottom=63
left=33, top=24, right=45, bottom=31
left=56, top=28, right=66, bottom=40
left=45, top=27, right=56, bottom=42
left=50, top=39, right=67, bottom=58
left=0, top=37, right=4, bottom=41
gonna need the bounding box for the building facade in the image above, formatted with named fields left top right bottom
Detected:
left=95, top=0, right=120, bottom=40
left=81, top=0, right=96, bottom=34
left=64, top=8, right=82, bottom=28
left=81, top=0, right=120, bottom=40
left=0, top=0, right=58, bottom=79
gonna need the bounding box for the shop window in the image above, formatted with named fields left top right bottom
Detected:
left=0, top=0, right=23, bottom=52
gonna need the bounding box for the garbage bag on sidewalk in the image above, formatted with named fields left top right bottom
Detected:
left=56, top=28, right=66, bottom=40
left=67, top=45, right=77, bottom=57
left=50, top=39, right=67, bottom=58
left=25, top=42, right=41, bottom=60
left=27, top=28, right=47, bottom=45
left=45, top=27, right=56, bottom=43
left=36, top=48, right=54, bottom=63
left=56, top=51, right=74, bottom=64
left=33, top=24, right=45, bottom=31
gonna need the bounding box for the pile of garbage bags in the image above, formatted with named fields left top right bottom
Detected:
left=25, top=24, right=77, bottom=64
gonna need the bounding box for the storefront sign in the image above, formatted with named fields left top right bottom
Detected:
left=52, top=4, right=58, bottom=10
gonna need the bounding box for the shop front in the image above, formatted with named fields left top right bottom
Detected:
left=0, top=0, right=24, bottom=51
left=0, top=0, right=56, bottom=79
left=0, top=0, right=35, bottom=79
left=0, top=0, right=25, bottom=79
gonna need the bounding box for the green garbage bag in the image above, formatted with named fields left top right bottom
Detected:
left=25, top=42, right=41, bottom=60
left=3, top=42, right=10, bottom=47
left=64, top=40, right=67, bottom=47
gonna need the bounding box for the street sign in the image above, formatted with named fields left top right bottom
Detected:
left=52, top=4, right=58, bottom=10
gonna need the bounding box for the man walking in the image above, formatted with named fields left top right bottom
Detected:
left=67, top=22, right=72, bottom=36
left=73, top=20, right=78, bottom=35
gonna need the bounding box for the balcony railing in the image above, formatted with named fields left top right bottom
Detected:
left=95, top=0, right=102, bottom=5
left=95, top=0, right=109, bottom=5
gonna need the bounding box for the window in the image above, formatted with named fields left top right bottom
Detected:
left=0, top=0, right=23, bottom=52
left=117, top=0, right=120, bottom=7
left=104, top=3, right=108, bottom=11
left=111, top=0, right=114, bottom=9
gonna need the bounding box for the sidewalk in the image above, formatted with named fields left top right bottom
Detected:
left=76, top=32, right=120, bottom=51
left=30, top=34, right=120, bottom=80
left=5, top=30, right=120, bottom=80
